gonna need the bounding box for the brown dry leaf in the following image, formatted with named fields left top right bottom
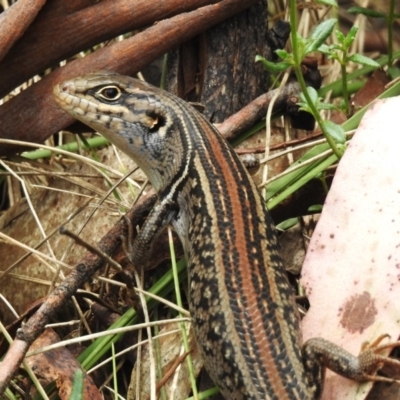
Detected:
left=301, top=97, right=400, bottom=400
left=127, top=321, right=203, bottom=400
left=352, top=69, right=389, bottom=109
left=0, top=147, right=141, bottom=323
left=25, top=328, right=102, bottom=400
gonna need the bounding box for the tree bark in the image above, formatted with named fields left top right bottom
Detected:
left=167, top=1, right=270, bottom=122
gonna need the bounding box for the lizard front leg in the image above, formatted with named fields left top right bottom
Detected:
left=124, top=199, right=178, bottom=266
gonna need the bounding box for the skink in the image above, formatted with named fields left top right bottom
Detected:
left=54, top=71, right=399, bottom=399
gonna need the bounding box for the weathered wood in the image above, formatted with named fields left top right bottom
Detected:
left=167, top=1, right=270, bottom=122
left=0, top=0, right=46, bottom=63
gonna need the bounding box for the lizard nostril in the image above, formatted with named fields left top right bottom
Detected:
left=60, top=84, right=69, bottom=92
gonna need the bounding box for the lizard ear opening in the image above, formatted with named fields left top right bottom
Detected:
left=148, top=115, right=166, bottom=133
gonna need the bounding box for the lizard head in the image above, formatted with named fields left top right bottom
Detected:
left=54, top=71, right=192, bottom=194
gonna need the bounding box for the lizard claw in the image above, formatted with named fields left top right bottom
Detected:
left=358, top=335, right=400, bottom=382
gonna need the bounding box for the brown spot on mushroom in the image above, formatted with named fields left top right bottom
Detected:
left=340, top=291, right=377, bottom=334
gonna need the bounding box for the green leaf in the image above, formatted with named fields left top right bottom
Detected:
left=347, top=6, right=386, bottom=18
left=348, top=53, right=380, bottom=67
left=295, top=32, right=307, bottom=59
left=388, top=66, right=400, bottom=79
left=304, top=18, right=336, bottom=54
left=335, top=29, right=345, bottom=44
left=307, top=86, right=319, bottom=104
left=70, top=370, right=84, bottom=400
left=298, top=104, right=311, bottom=113
left=316, top=0, right=337, bottom=7
left=276, top=217, right=300, bottom=230
left=275, top=49, right=289, bottom=59
left=255, top=55, right=291, bottom=73
left=318, top=44, right=332, bottom=54
left=304, top=87, right=340, bottom=112
left=308, top=204, right=323, bottom=212
left=321, top=120, right=346, bottom=143
left=343, top=26, right=358, bottom=48
left=255, top=55, right=266, bottom=63
left=315, top=102, right=339, bottom=111
left=347, top=25, right=358, bottom=39
left=298, top=92, right=311, bottom=112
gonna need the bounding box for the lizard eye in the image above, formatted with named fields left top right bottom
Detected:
left=96, top=85, right=121, bottom=101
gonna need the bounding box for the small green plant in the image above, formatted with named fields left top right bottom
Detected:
left=348, top=0, right=400, bottom=75
left=256, top=10, right=345, bottom=158
left=251, top=1, right=400, bottom=210
left=296, top=86, right=346, bottom=152
left=256, top=0, right=384, bottom=159
left=318, top=26, right=380, bottom=115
